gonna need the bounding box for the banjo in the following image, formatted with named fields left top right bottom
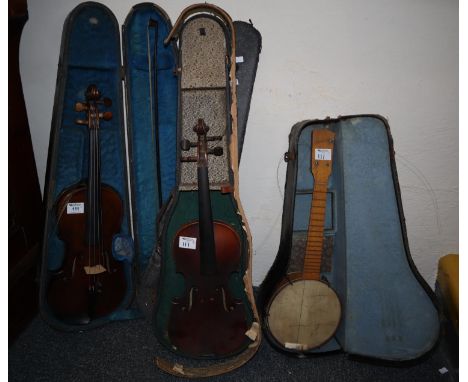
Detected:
left=265, top=128, right=341, bottom=352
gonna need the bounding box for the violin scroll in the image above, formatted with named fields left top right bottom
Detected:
left=74, top=84, right=113, bottom=126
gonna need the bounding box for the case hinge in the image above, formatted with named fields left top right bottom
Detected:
left=284, top=151, right=296, bottom=162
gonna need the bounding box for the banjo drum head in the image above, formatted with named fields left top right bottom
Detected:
left=266, top=279, right=341, bottom=351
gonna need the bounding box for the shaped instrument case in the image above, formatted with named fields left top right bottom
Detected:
left=148, top=4, right=261, bottom=377
left=258, top=116, right=440, bottom=361
left=40, top=1, right=261, bottom=332
left=137, top=15, right=262, bottom=323
left=40, top=2, right=178, bottom=330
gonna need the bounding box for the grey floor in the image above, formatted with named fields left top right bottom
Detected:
left=9, top=315, right=457, bottom=382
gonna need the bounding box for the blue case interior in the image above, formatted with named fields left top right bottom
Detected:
left=123, top=3, right=177, bottom=270
left=289, top=116, right=439, bottom=359
left=40, top=2, right=177, bottom=329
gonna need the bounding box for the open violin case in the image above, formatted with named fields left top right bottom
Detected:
left=257, top=116, right=440, bottom=361
left=145, top=4, right=262, bottom=377
left=39, top=1, right=261, bottom=336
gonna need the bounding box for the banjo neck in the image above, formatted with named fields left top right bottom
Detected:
left=303, top=128, right=335, bottom=281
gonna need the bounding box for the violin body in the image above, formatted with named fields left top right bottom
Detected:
left=169, top=220, right=248, bottom=357
left=47, top=183, right=126, bottom=323
left=155, top=117, right=253, bottom=358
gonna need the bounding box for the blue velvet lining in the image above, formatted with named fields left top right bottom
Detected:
left=123, top=3, right=177, bottom=270
left=44, top=3, right=133, bottom=324
left=292, top=117, right=438, bottom=359
left=339, top=117, right=438, bottom=359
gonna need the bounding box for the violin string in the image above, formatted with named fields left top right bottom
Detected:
left=92, top=104, right=97, bottom=290
left=96, top=106, right=104, bottom=277
left=95, top=105, right=101, bottom=286
left=87, top=100, right=93, bottom=292
left=92, top=103, right=98, bottom=290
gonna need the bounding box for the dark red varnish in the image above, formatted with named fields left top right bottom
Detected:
left=47, top=185, right=126, bottom=324
left=169, top=221, right=248, bottom=357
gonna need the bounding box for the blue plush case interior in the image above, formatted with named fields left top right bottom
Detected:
left=123, top=3, right=177, bottom=270
left=40, top=2, right=177, bottom=329
left=290, top=116, right=439, bottom=359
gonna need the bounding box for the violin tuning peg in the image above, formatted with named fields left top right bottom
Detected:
left=74, top=102, right=88, bottom=112
left=209, top=147, right=223, bottom=156
left=180, top=139, right=192, bottom=151
left=75, top=119, right=88, bottom=126
left=180, top=156, right=197, bottom=162
left=100, top=111, right=113, bottom=121
left=206, top=135, right=223, bottom=142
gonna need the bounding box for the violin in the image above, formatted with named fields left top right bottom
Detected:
left=47, top=85, right=126, bottom=324
left=167, top=119, right=249, bottom=357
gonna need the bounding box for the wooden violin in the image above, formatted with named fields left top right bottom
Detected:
left=265, top=128, right=341, bottom=351
left=167, top=119, right=249, bottom=357
left=47, top=85, right=126, bottom=324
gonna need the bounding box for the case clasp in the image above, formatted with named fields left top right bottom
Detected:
left=284, top=151, right=296, bottom=162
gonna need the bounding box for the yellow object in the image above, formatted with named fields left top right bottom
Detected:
left=437, top=254, right=459, bottom=332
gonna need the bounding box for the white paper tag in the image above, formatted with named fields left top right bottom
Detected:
left=285, top=342, right=306, bottom=350
left=438, top=367, right=449, bottom=375
left=179, top=236, right=197, bottom=250
left=67, top=202, right=84, bottom=214
left=315, top=148, right=332, bottom=160
left=236, top=56, right=244, bottom=63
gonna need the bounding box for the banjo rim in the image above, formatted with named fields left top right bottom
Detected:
left=265, top=275, right=342, bottom=352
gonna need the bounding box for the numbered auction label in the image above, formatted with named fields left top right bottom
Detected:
left=67, top=202, right=84, bottom=214
left=179, top=236, right=197, bottom=250
left=315, top=148, right=332, bottom=160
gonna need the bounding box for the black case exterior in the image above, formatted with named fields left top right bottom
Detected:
left=234, top=21, right=261, bottom=161
left=258, top=115, right=440, bottom=361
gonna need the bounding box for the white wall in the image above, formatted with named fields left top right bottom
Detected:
left=20, top=0, right=458, bottom=287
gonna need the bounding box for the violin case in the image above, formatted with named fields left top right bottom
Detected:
left=257, top=116, right=440, bottom=361
left=143, top=4, right=262, bottom=377
left=39, top=1, right=261, bottom=334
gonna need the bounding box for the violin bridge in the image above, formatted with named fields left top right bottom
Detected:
left=84, top=264, right=107, bottom=275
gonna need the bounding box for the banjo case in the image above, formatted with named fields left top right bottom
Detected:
left=39, top=1, right=261, bottom=332
left=258, top=116, right=440, bottom=361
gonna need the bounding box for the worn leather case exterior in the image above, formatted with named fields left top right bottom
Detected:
left=40, top=2, right=178, bottom=330
left=258, top=116, right=440, bottom=361
left=233, top=21, right=261, bottom=161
